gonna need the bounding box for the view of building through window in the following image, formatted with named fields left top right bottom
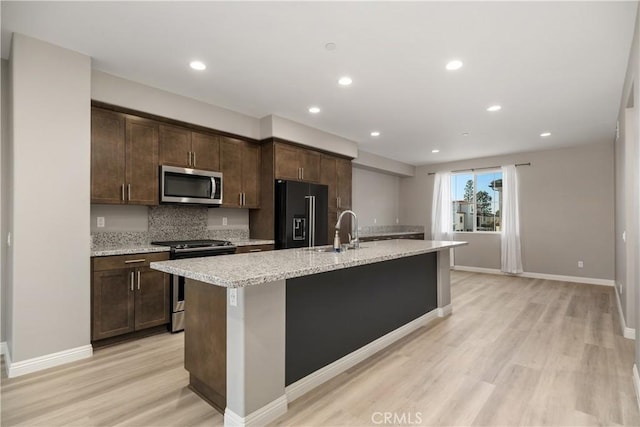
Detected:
left=452, top=170, right=502, bottom=232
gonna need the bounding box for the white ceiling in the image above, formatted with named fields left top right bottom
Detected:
left=1, top=1, right=637, bottom=165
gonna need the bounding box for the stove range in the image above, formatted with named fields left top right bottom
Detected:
left=152, top=239, right=237, bottom=256
left=151, top=239, right=237, bottom=333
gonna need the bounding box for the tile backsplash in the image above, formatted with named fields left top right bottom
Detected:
left=92, top=205, right=249, bottom=247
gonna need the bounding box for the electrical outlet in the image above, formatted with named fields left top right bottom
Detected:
left=229, top=288, right=237, bottom=307
left=222, top=217, right=228, bottom=226
left=623, top=231, right=626, bottom=242
left=578, top=261, right=584, bottom=268
left=396, top=218, right=399, bottom=224
left=97, top=217, right=105, bottom=228
left=7, top=232, right=10, bottom=247
left=374, top=218, right=377, bottom=224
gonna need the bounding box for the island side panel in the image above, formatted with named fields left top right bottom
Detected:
left=184, top=278, right=227, bottom=413
left=226, top=279, right=287, bottom=419
left=285, top=252, right=437, bottom=386
left=437, top=249, right=452, bottom=309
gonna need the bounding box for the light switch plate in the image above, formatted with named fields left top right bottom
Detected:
left=229, top=288, right=237, bottom=307
left=222, top=217, right=228, bottom=226
left=97, top=217, right=105, bottom=228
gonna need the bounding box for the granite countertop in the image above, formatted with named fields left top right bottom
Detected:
left=359, top=231, right=425, bottom=238
left=91, top=244, right=171, bottom=257
left=150, top=239, right=467, bottom=288
left=91, top=239, right=275, bottom=257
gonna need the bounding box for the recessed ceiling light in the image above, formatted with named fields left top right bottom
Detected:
left=370, top=131, right=380, bottom=137
left=325, top=43, right=337, bottom=51
left=189, top=61, right=206, bottom=71
left=308, top=106, right=321, bottom=114
left=338, top=76, right=353, bottom=86
left=540, top=132, right=551, bottom=137
left=432, top=149, right=440, bottom=153
left=446, top=60, right=463, bottom=71
left=486, top=105, right=502, bottom=112
left=462, top=132, right=469, bottom=137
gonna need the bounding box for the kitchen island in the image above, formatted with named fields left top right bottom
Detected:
left=151, top=239, right=466, bottom=427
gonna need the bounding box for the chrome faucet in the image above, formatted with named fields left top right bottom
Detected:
left=335, top=210, right=359, bottom=248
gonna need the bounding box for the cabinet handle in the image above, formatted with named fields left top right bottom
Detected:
left=249, top=248, right=262, bottom=252
left=239, top=193, right=242, bottom=206
left=298, top=167, right=301, bottom=180
left=130, top=271, right=134, bottom=291
left=337, top=196, right=341, bottom=208
left=137, top=271, right=141, bottom=290
left=121, top=184, right=125, bottom=201
left=243, top=193, right=246, bottom=206
left=124, top=259, right=146, bottom=264
left=193, top=152, right=196, bottom=167
left=302, top=168, right=304, bottom=180
left=127, top=184, right=131, bottom=201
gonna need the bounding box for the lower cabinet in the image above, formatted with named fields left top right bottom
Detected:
left=91, top=252, right=170, bottom=342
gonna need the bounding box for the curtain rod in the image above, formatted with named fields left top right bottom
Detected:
left=427, top=162, right=531, bottom=176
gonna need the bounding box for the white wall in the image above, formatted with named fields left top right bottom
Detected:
left=92, top=70, right=261, bottom=140
left=353, top=150, right=415, bottom=177
left=400, top=143, right=615, bottom=281
left=9, top=34, right=91, bottom=363
left=1, top=58, right=9, bottom=344
left=352, top=166, right=400, bottom=227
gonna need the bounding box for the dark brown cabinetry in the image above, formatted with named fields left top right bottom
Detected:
left=220, top=137, right=260, bottom=208
left=274, top=143, right=320, bottom=183
left=320, top=155, right=353, bottom=242
left=91, top=252, right=170, bottom=342
left=91, top=107, right=159, bottom=205
left=159, top=125, right=220, bottom=171
left=360, top=233, right=425, bottom=242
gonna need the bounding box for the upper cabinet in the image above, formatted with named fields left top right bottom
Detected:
left=274, top=143, right=320, bottom=183
left=320, top=155, right=352, bottom=210
left=91, top=108, right=158, bottom=205
left=159, top=125, right=220, bottom=171
left=220, top=137, right=261, bottom=209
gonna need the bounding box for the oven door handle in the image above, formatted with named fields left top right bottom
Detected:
left=172, top=246, right=237, bottom=254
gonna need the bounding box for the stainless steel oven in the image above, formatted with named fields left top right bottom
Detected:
left=151, top=240, right=236, bottom=332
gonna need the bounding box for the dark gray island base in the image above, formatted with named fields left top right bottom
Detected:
left=151, top=239, right=466, bottom=427
left=286, top=252, right=437, bottom=385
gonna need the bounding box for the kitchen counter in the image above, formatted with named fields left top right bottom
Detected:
left=91, top=239, right=274, bottom=257
left=91, top=244, right=170, bottom=257
left=358, top=231, right=424, bottom=238
left=150, top=239, right=465, bottom=288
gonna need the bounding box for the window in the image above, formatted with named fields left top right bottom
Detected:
left=451, top=170, right=502, bottom=232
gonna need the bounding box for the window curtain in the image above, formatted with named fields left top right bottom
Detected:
left=501, top=165, right=523, bottom=274
left=431, top=171, right=452, bottom=240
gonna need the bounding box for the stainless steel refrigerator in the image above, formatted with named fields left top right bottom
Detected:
left=275, top=180, right=329, bottom=249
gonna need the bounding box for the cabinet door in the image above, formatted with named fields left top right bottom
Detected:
left=320, top=155, right=338, bottom=210
left=91, top=108, right=126, bottom=204
left=134, top=267, right=170, bottom=330
left=299, top=149, right=321, bottom=183
left=92, top=269, right=135, bottom=341
left=126, top=117, right=159, bottom=205
left=274, top=143, right=300, bottom=181
left=159, top=125, right=191, bottom=168
left=220, top=137, right=243, bottom=207
left=192, top=132, right=220, bottom=171
left=336, top=158, right=352, bottom=209
left=241, top=142, right=261, bottom=208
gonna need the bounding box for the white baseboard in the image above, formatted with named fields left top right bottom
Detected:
left=633, top=364, right=640, bottom=412
left=285, top=308, right=441, bottom=403
left=452, top=265, right=615, bottom=287
left=615, top=287, right=636, bottom=340
left=224, top=395, right=288, bottom=427
left=7, top=344, right=93, bottom=378
left=438, top=304, right=452, bottom=317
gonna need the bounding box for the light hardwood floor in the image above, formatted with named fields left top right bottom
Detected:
left=2, top=272, right=639, bottom=426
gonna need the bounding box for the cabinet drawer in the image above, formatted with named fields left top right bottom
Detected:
left=235, top=244, right=274, bottom=254
left=93, top=252, right=169, bottom=271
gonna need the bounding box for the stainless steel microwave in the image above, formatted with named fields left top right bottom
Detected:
left=160, top=165, right=223, bottom=206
